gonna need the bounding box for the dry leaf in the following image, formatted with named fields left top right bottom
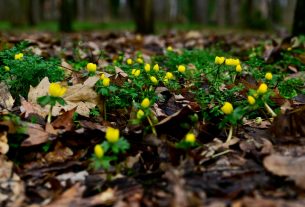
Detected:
left=52, top=107, right=77, bottom=131
left=21, top=123, right=49, bottom=147
left=0, top=82, right=14, bottom=111
left=45, top=142, right=73, bottom=163
left=28, top=77, right=50, bottom=103
left=20, top=96, right=49, bottom=118
left=0, top=131, right=9, bottom=154
left=264, top=154, right=305, bottom=189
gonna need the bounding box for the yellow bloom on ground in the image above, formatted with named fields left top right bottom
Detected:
left=153, top=64, right=159, bottom=72
left=134, top=69, right=141, bottom=77
left=215, top=56, right=225, bottom=64
left=247, top=96, right=256, bottom=105
left=185, top=133, right=196, bottom=143
left=105, top=127, right=120, bottom=143
left=102, top=77, right=110, bottom=87
left=141, top=98, right=150, bottom=108
left=257, top=83, right=268, bottom=94
left=221, top=102, right=233, bottom=115
left=131, top=69, right=136, bottom=75
left=287, top=47, right=292, bottom=51
left=167, top=46, right=173, bottom=51
left=137, top=58, right=143, bottom=64
left=144, top=63, right=151, bottom=72
left=236, top=64, right=242, bottom=72
left=86, top=63, right=97, bottom=73
left=225, top=58, right=240, bottom=66
left=4, top=66, right=10, bottom=71
left=265, top=72, right=272, bottom=80
left=127, top=58, right=133, bottom=65
left=150, top=76, right=158, bottom=85
left=14, top=53, right=24, bottom=60
left=94, top=145, right=104, bottom=158
left=178, top=65, right=186, bottom=73
left=100, top=73, right=105, bottom=80
left=49, top=83, right=67, bottom=97
left=137, top=109, right=145, bottom=119
left=165, top=72, right=174, bottom=79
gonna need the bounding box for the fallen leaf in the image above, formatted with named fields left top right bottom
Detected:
left=20, top=96, right=49, bottom=118
left=0, top=82, right=14, bottom=111
left=21, top=123, right=49, bottom=147
left=0, top=131, right=9, bottom=154
left=52, top=107, right=77, bottom=131
left=264, top=154, right=305, bottom=189
left=45, top=142, right=73, bottom=163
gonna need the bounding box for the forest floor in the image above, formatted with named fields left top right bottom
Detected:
left=0, top=31, right=305, bottom=207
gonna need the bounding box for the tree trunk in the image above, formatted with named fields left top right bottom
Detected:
left=59, top=0, right=74, bottom=32
left=129, top=0, right=155, bottom=34
left=292, top=0, right=305, bottom=35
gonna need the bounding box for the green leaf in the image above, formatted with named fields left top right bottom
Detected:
left=37, top=96, right=51, bottom=107
left=56, top=97, right=66, bottom=106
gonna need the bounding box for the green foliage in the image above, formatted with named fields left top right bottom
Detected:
left=0, top=42, right=65, bottom=99
left=278, top=78, right=305, bottom=99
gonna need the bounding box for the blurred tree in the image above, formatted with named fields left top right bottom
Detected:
left=28, top=0, right=41, bottom=25
left=128, top=0, right=154, bottom=34
left=109, top=0, right=120, bottom=19
left=292, top=0, right=305, bottom=35
left=59, top=0, right=74, bottom=32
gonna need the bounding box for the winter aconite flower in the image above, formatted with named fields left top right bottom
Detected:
left=94, top=145, right=104, bottom=158
left=221, top=102, right=233, bottom=115
left=105, top=127, right=120, bottom=143
left=4, top=66, right=10, bottom=71
left=225, top=58, right=240, bottom=66
left=137, top=58, right=143, bottom=64
left=247, top=96, right=256, bottom=105
left=102, top=77, right=110, bottom=87
left=137, top=109, right=145, bottom=119
left=141, top=98, right=150, bottom=108
left=150, top=76, right=158, bottom=85
left=86, top=63, right=97, bottom=73
left=215, top=56, right=225, bottom=65
left=185, top=133, right=196, bottom=143
left=144, top=63, right=151, bottom=72
left=127, top=58, right=133, bottom=65
left=48, top=83, right=67, bottom=97
left=153, top=64, right=159, bottom=72
left=14, top=53, right=24, bottom=60
left=265, top=72, right=272, bottom=80
left=165, top=72, right=174, bottom=80
left=167, top=46, right=173, bottom=51
left=257, top=83, right=268, bottom=94
left=236, top=65, right=242, bottom=72
left=100, top=73, right=105, bottom=80
left=178, top=65, right=186, bottom=73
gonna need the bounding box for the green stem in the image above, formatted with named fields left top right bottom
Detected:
left=264, top=102, right=277, bottom=117
left=47, top=105, right=53, bottom=123
left=147, top=116, right=157, bottom=136
left=225, top=125, right=233, bottom=144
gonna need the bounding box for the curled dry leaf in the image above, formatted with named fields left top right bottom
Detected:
left=0, top=131, right=9, bottom=154
left=0, top=82, right=14, bottom=111
left=52, top=107, right=77, bottom=131
left=21, top=123, right=49, bottom=147
left=263, top=154, right=305, bottom=189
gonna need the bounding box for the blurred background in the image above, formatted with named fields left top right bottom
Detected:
left=0, top=0, right=302, bottom=35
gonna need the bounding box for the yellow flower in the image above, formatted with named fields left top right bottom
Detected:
left=137, top=58, right=143, bottom=64
left=165, top=72, right=174, bottom=79
left=178, top=65, right=186, bottom=73
left=153, top=64, right=159, bottom=72
left=287, top=47, right=292, bottom=51
left=127, top=58, right=133, bottom=65
left=225, top=58, right=240, bottom=66
left=86, top=63, right=97, bottom=73
left=102, top=77, right=110, bottom=87
left=257, top=83, right=268, bottom=94
left=94, top=145, right=104, bottom=158
left=247, top=96, right=256, bottom=105
left=4, top=66, right=10, bottom=71
left=141, top=98, right=150, bottom=108
left=236, top=64, right=242, bottom=72
left=215, top=56, right=225, bottom=65
left=131, top=69, right=136, bottom=75
left=137, top=109, right=145, bottom=119
left=163, top=78, right=169, bottom=84
left=48, top=83, right=67, bottom=97
left=150, top=76, right=158, bottom=85
left=100, top=73, right=105, bottom=80
left=105, top=127, right=120, bottom=143
left=221, top=102, right=233, bottom=115
left=134, top=69, right=141, bottom=77
left=265, top=72, right=272, bottom=80
left=185, top=133, right=196, bottom=143
left=14, top=53, right=24, bottom=60
left=167, top=46, right=173, bottom=51
left=144, top=63, right=151, bottom=72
